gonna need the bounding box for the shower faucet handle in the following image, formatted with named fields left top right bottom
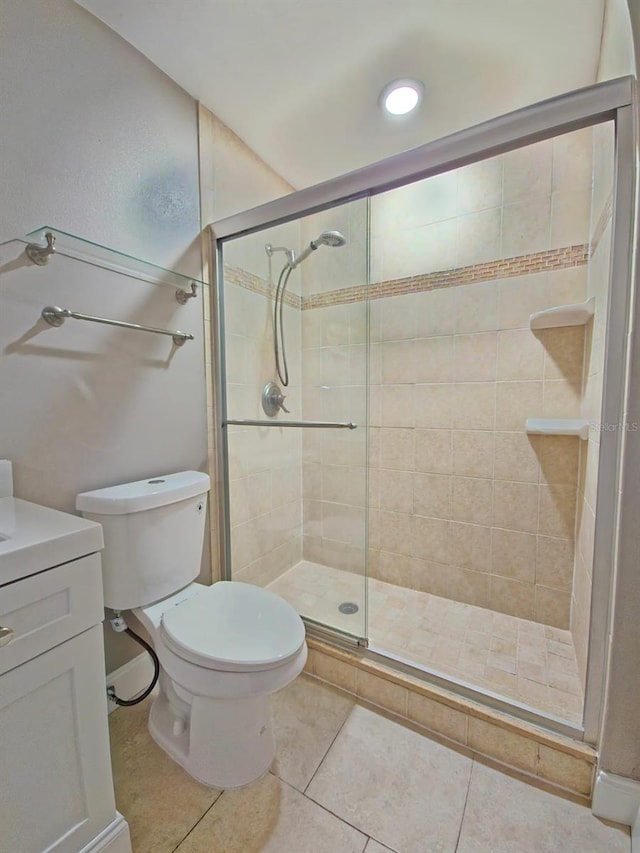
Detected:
left=262, top=381, right=290, bottom=416
left=279, top=395, right=290, bottom=414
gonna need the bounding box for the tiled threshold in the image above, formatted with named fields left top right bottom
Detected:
left=304, top=636, right=597, bottom=800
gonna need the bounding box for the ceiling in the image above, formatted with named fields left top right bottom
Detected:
left=75, top=0, right=605, bottom=188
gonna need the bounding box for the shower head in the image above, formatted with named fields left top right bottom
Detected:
left=290, top=230, right=346, bottom=268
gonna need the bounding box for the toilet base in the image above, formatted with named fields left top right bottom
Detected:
left=148, top=690, right=276, bottom=789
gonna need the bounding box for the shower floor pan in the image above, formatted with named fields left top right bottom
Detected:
left=268, top=560, right=583, bottom=726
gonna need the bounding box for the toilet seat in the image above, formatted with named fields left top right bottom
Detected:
left=159, top=581, right=306, bottom=672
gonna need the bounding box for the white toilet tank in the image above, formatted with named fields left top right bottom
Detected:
left=76, top=471, right=210, bottom=610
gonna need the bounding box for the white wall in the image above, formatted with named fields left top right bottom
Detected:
left=0, top=0, right=206, bottom=671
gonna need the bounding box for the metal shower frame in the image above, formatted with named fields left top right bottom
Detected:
left=208, top=76, right=636, bottom=745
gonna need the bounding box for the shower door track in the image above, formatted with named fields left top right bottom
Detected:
left=209, top=75, right=636, bottom=746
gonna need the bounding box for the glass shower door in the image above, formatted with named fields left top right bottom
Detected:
left=218, top=197, right=369, bottom=642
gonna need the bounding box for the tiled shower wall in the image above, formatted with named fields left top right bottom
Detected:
left=223, top=222, right=305, bottom=587
left=572, top=123, right=615, bottom=683
left=302, top=129, right=598, bottom=628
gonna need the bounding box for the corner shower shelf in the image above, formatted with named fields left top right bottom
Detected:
left=24, top=227, right=206, bottom=297
left=529, top=297, right=595, bottom=330
left=526, top=418, right=590, bottom=440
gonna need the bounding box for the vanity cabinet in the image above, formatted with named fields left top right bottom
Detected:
left=0, top=497, right=131, bottom=853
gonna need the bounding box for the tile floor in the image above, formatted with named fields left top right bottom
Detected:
left=268, top=561, right=583, bottom=724
left=109, top=675, right=628, bottom=853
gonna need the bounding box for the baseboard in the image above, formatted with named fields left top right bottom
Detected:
left=106, top=652, right=155, bottom=714
left=79, top=813, right=131, bottom=853
left=633, top=808, right=640, bottom=852
left=592, top=770, right=640, bottom=827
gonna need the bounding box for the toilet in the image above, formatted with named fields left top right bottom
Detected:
left=76, top=470, right=307, bottom=789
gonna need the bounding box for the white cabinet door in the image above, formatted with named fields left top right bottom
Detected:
left=0, top=625, right=116, bottom=853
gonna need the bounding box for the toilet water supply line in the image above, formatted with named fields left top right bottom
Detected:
left=107, top=612, right=160, bottom=707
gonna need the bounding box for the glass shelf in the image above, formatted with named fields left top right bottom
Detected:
left=25, top=226, right=207, bottom=292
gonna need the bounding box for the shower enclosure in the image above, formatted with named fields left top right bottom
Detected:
left=210, top=77, right=634, bottom=743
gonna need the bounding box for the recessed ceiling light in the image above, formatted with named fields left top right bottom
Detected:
left=380, top=79, right=424, bottom=116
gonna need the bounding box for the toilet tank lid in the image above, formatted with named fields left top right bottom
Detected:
left=76, top=471, right=210, bottom=515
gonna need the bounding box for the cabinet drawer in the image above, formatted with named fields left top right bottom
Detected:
left=0, top=553, right=103, bottom=675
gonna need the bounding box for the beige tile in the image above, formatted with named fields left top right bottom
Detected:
left=379, top=469, right=414, bottom=514
left=176, top=772, right=367, bottom=853
left=543, top=327, right=586, bottom=383
left=536, top=535, right=575, bottom=589
left=109, top=697, right=221, bottom=853
left=415, top=336, right=454, bottom=382
left=502, top=196, right=551, bottom=257
left=496, top=381, right=544, bottom=432
left=542, top=380, right=581, bottom=419
left=538, top=484, right=577, bottom=539
left=409, top=557, right=451, bottom=597
left=270, top=675, right=354, bottom=792
left=467, top=718, right=537, bottom=773
left=454, top=281, right=500, bottom=333
left=534, top=586, right=571, bottom=629
left=497, top=330, right=545, bottom=381
left=381, top=340, right=415, bottom=384
left=453, top=383, right=496, bottom=430
left=499, top=269, right=586, bottom=331
left=414, top=472, right=452, bottom=519
left=414, top=429, right=452, bottom=474
left=414, top=287, right=456, bottom=337
left=379, top=510, right=414, bottom=557
left=539, top=436, right=580, bottom=485
left=355, top=670, right=408, bottom=717
left=457, top=762, right=629, bottom=853
left=379, top=427, right=414, bottom=471
left=454, top=333, right=498, bottom=382
left=448, top=566, right=491, bottom=608
left=493, top=481, right=539, bottom=534
left=413, top=516, right=450, bottom=563
left=537, top=746, right=593, bottom=796
left=450, top=521, right=492, bottom=571
left=452, top=476, right=493, bottom=525
left=494, top=432, right=541, bottom=483
left=491, top=528, right=536, bottom=583
left=414, top=383, right=453, bottom=429
left=490, top=575, right=535, bottom=620
left=407, top=692, right=468, bottom=743
left=550, top=189, right=592, bottom=249
left=380, top=384, right=414, bottom=428
left=313, top=651, right=357, bottom=693
left=307, top=706, right=472, bottom=853
left=503, top=138, right=553, bottom=204
left=453, top=430, right=494, bottom=478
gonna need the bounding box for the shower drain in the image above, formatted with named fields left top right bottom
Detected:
left=338, top=601, right=359, bottom=615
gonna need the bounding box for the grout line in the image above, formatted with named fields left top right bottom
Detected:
left=170, top=789, right=224, bottom=853
left=302, top=697, right=355, bottom=796
left=454, top=759, right=475, bottom=852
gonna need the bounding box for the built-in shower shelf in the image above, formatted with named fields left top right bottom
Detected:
left=529, top=297, right=595, bottom=330
left=24, top=226, right=206, bottom=294
left=526, top=418, right=590, bottom=439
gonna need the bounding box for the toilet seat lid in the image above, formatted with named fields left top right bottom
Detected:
left=159, top=581, right=306, bottom=671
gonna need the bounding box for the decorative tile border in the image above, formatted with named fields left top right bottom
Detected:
left=301, top=244, right=589, bottom=310
left=224, top=223, right=613, bottom=314
left=223, top=263, right=302, bottom=309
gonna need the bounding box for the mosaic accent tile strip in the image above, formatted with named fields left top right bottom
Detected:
left=301, top=244, right=589, bottom=310
left=223, top=264, right=302, bottom=309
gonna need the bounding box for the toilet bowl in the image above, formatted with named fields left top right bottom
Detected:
left=134, top=581, right=307, bottom=788
left=76, top=471, right=308, bottom=788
